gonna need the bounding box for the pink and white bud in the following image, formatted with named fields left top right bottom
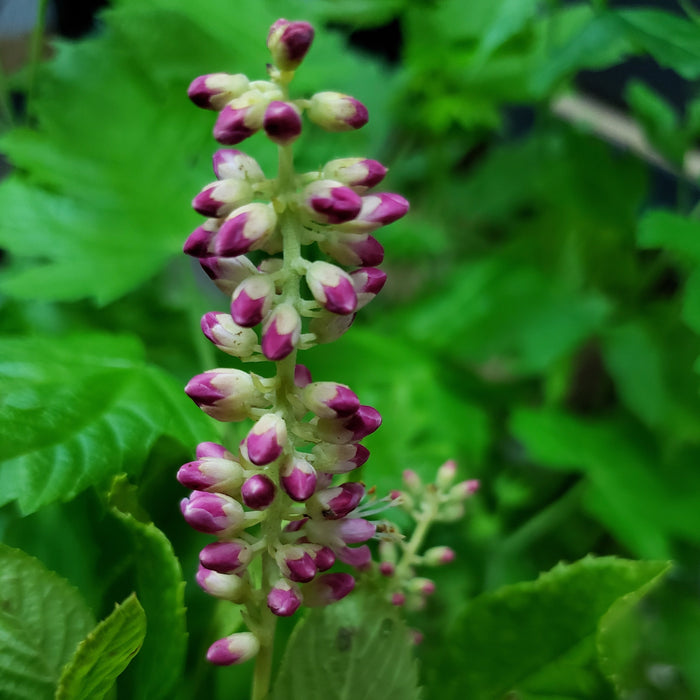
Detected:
left=200, top=255, right=257, bottom=296
left=185, top=368, right=263, bottom=422
left=311, top=442, right=369, bottom=473
left=177, top=453, right=245, bottom=495
left=303, top=572, right=355, bottom=607
left=308, top=92, right=368, bottom=132
left=243, top=413, right=287, bottom=466
left=280, top=456, right=317, bottom=502
left=180, top=491, right=245, bottom=535
left=309, top=545, right=335, bottom=572
left=450, top=479, right=480, bottom=500
left=263, top=101, right=302, bottom=145
left=212, top=149, right=264, bottom=181
left=306, top=261, right=357, bottom=315
left=196, top=441, right=232, bottom=460
left=302, top=180, right=362, bottom=224
left=215, top=203, right=277, bottom=257
left=402, top=469, right=422, bottom=493
left=338, top=193, right=410, bottom=233
left=391, top=592, right=406, bottom=606
left=213, top=96, right=267, bottom=145
left=319, top=232, right=385, bottom=267
left=379, top=561, right=395, bottom=577
left=309, top=310, right=355, bottom=344
left=192, top=179, right=253, bottom=218
left=294, top=364, right=313, bottom=387
left=267, top=19, right=315, bottom=71
left=312, top=482, right=365, bottom=520
left=301, top=381, right=359, bottom=418
left=200, top=540, right=253, bottom=574
left=322, top=158, right=387, bottom=193
left=276, top=545, right=317, bottom=583
left=231, top=275, right=275, bottom=327
left=423, top=546, right=456, bottom=567
left=196, top=565, right=249, bottom=602
left=409, top=578, right=436, bottom=596
left=207, top=632, right=260, bottom=666
left=436, top=459, right=458, bottom=490
left=261, top=303, right=301, bottom=361
left=306, top=516, right=376, bottom=549
left=200, top=312, right=258, bottom=358
left=183, top=218, right=219, bottom=257
left=188, top=73, right=249, bottom=110
left=240, top=474, right=276, bottom=510
left=336, top=544, right=372, bottom=569
left=315, top=405, right=382, bottom=444
left=267, top=579, right=303, bottom=617
left=350, top=267, right=387, bottom=310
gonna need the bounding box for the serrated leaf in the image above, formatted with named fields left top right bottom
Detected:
left=0, top=333, right=216, bottom=514
left=55, top=594, right=146, bottom=700
left=439, top=557, right=669, bottom=697
left=109, top=488, right=187, bottom=700
left=0, top=544, right=95, bottom=700
left=272, top=589, right=420, bottom=700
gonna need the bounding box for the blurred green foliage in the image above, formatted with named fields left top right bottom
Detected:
left=2, top=0, right=700, bottom=697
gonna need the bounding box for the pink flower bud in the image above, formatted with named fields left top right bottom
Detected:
left=215, top=203, right=277, bottom=257
left=308, top=92, right=368, bottom=131
left=450, top=479, right=480, bottom=500
left=261, top=303, right=301, bottom=361
left=212, top=149, right=264, bottom=181
left=338, top=193, right=409, bottom=233
left=319, top=232, right=384, bottom=267
left=410, top=578, right=436, bottom=596
left=183, top=218, right=219, bottom=257
left=336, top=544, right=372, bottom=568
left=402, top=469, right=422, bottom=492
left=276, top=545, right=317, bottom=583
left=207, top=632, right=260, bottom=666
left=321, top=158, right=387, bottom=192
left=280, top=456, right=317, bottom=502
left=309, top=545, right=335, bottom=572
left=192, top=179, right=253, bottom=218
left=200, top=540, right=253, bottom=574
left=312, top=482, right=365, bottom=520
left=243, top=413, right=287, bottom=466
left=311, top=442, right=369, bottom=473
left=267, top=579, right=303, bottom=616
left=436, top=459, right=457, bottom=489
left=213, top=96, right=266, bottom=145
left=240, top=474, right=276, bottom=510
left=177, top=453, right=245, bottom=495
left=196, top=441, right=231, bottom=459
left=309, top=310, right=355, bottom=344
left=302, top=180, right=362, bottom=224
left=315, top=405, right=382, bottom=444
left=391, top=592, right=406, bottom=606
left=379, top=561, right=395, bottom=577
left=294, top=364, right=313, bottom=387
left=301, top=381, right=359, bottom=418
left=200, top=312, right=258, bottom=358
left=303, top=573, right=355, bottom=607
left=267, top=19, right=315, bottom=71
left=185, top=368, right=263, bottom=422
left=180, top=491, right=244, bottom=535
left=350, top=267, right=387, bottom=310
left=188, top=73, right=249, bottom=110
left=231, top=275, right=274, bottom=327
left=423, top=546, right=456, bottom=566
left=306, top=261, right=357, bottom=315
left=200, top=255, right=257, bottom=296
left=263, top=100, right=302, bottom=145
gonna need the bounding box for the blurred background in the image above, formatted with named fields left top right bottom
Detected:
left=2, top=0, right=700, bottom=698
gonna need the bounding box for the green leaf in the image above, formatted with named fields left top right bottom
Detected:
left=0, top=544, right=95, bottom=700
left=476, top=0, right=541, bottom=60
left=272, top=589, right=420, bottom=700
left=440, top=557, right=670, bottom=697
left=55, top=594, right=146, bottom=700
left=618, top=8, right=700, bottom=80
left=0, top=333, right=216, bottom=514
left=637, top=209, right=700, bottom=263
left=109, top=484, right=188, bottom=700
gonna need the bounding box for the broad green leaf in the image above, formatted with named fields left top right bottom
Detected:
left=109, top=484, right=188, bottom=700
left=637, top=209, right=700, bottom=263
left=0, top=333, right=215, bottom=514
left=439, top=557, right=669, bottom=697
left=0, top=544, right=95, bottom=700
left=55, top=594, right=146, bottom=700
left=618, top=8, right=700, bottom=80
left=476, top=0, right=541, bottom=60
left=272, top=589, right=420, bottom=700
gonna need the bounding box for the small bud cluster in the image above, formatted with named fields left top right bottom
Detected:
left=179, top=19, right=409, bottom=669
left=376, top=461, right=479, bottom=615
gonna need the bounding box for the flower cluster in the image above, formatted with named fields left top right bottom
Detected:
left=376, top=461, right=479, bottom=616
left=177, top=18, right=409, bottom=669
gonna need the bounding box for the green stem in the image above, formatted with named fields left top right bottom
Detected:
left=26, top=0, right=50, bottom=121
left=395, top=491, right=438, bottom=580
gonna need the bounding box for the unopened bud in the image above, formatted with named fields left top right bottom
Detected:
left=267, top=19, right=314, bottom=71
left=188, top=73, right=249, bottom=110
left=308, top=91, right=368, bottom=131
